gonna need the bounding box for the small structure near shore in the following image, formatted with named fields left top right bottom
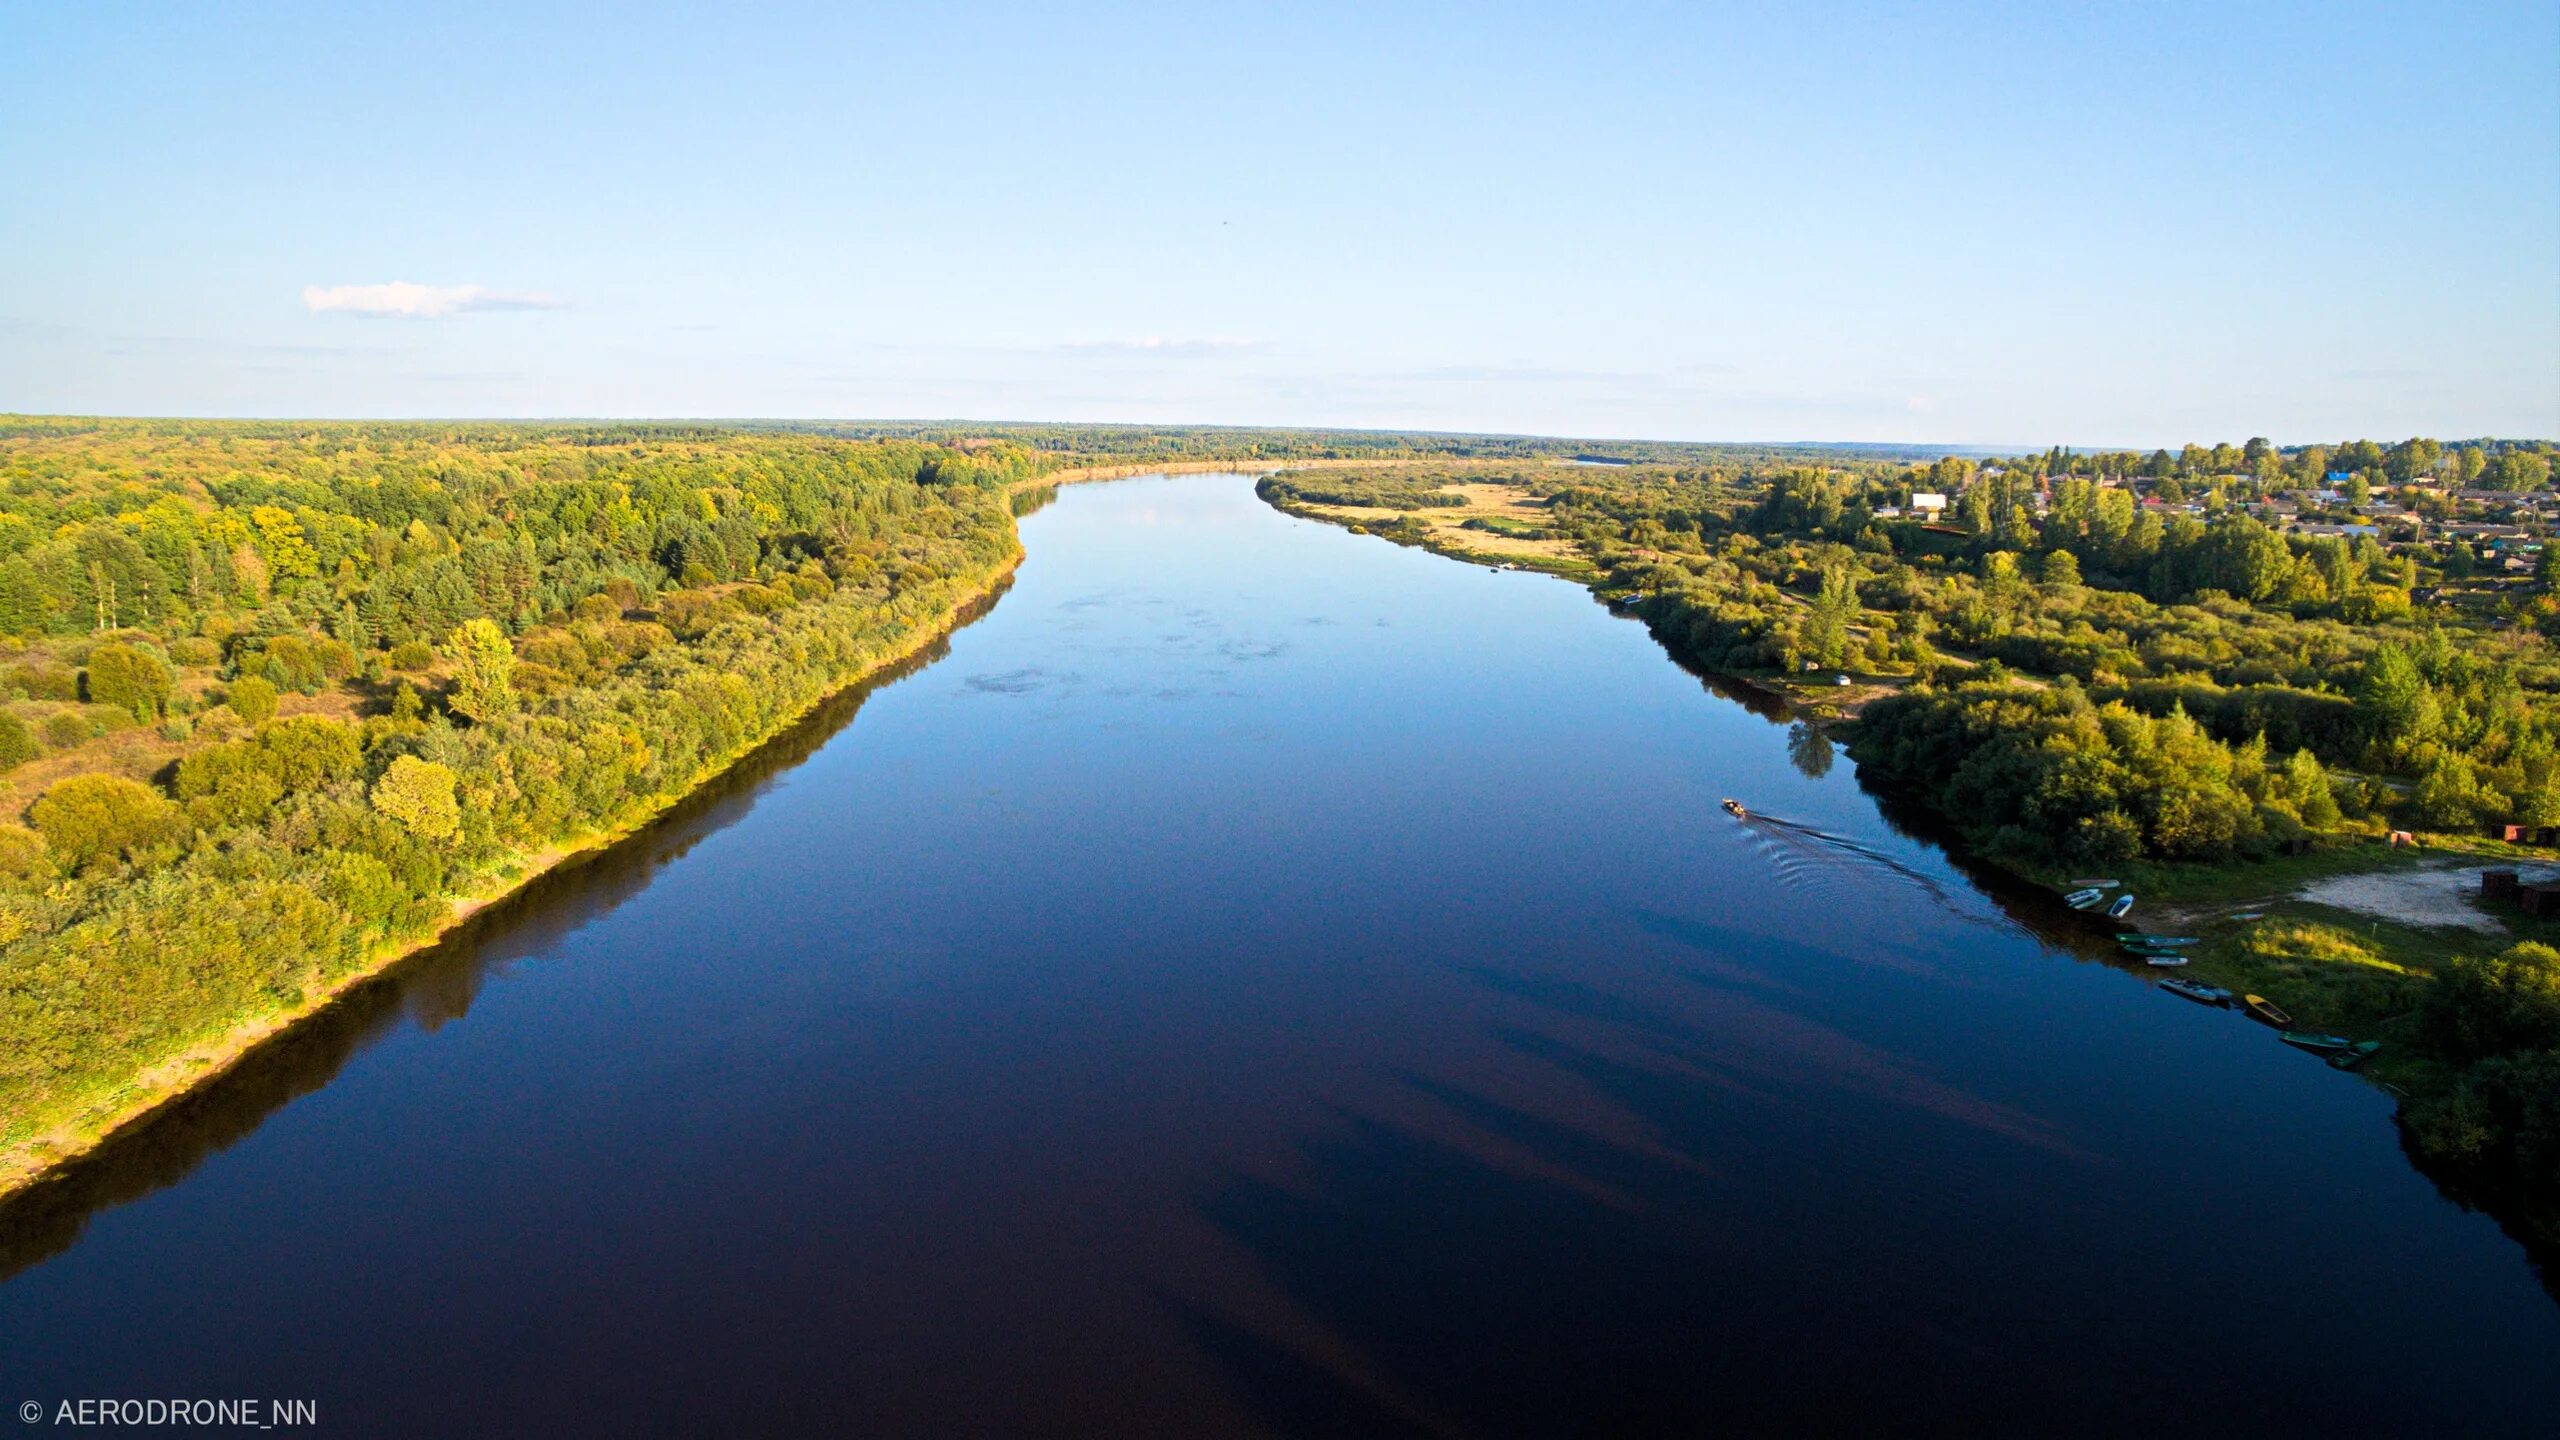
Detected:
left=2482, top=867, right=2560, bottom=916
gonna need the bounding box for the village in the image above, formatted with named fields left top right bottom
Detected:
left=1869, top=446, right=2555, bottom=610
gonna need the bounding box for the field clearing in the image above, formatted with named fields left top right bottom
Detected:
left=2295, top=862, right=2508, bottom=934
left=1298, top=481, right=1584, bottom=565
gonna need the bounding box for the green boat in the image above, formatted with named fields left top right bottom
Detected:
left=2117, top=935, right=2196, bottom=947
left=2279, top=1031, right=2355, bottom=1054
left=2327, top=1040, right=2383, bottom=1070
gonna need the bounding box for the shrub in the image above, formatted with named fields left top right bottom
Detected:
left=388, top=641, right=435, bottom=672
left=255, top=715, right=362, bottom=789
left=227, top=674, right=278, bottom=725
left=0, top=710, right=36, bottom=770
left=0, top=823, right=47, bottom=880
left=2425, top=942, right=2560, bottom=1058
left=29, top=773, right=188, bottom=873
left=173, top=742, right=287, bottom=829
left=85, top=642, right=172, bottom=722
left=5, top=662, right=79, bottom=701
left=43, top=711, right=93, bottom=748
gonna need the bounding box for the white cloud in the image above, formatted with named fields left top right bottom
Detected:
left=1055, top=335, right=1258, bottom=355
left=302, top=281, right=567, bottom=318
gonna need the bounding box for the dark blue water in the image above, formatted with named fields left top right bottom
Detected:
left=2, top=475, right=2554, bottom=1436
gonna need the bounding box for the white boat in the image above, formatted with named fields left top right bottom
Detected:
left=2145, top=955, right=2188, bottom=967
left=2063, top=888, right=2104, bottom=909
left=2107, top=894, right=2135, bottom=919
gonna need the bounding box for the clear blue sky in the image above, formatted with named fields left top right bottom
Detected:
left=3, top=1, right=2553, bottom=447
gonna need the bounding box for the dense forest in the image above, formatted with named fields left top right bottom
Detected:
left=0, top=418, right=1038, bottom=1185
left=1265, top=437, right=2560, bottom=1212
left=777, top=419, right=1971, bottom=470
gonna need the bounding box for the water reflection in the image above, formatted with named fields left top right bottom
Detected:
left=1784, top=720, right=1833, bottom=779
left=0, top=588, right=1003, bottom=1284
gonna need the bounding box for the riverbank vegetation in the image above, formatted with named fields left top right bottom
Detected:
left=1258, top=465, right=1595, bottom=576
left=1260, top=438, right=2560, bottom=1220
left=0, top=418, right=1032, bottom=1190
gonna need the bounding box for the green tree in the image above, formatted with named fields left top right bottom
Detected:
left=2356, top=645, right=2439, bottom=749
left=2414, top=751, right=2490, bottom=828
left=29, top=773, right=187, bottom=872
left=2424, top=942, right=2560, bottom=1057
left=372, top=755, right=461, bottom=842
left=85, top=641, right=172, bottom=723
left=2039, top=548, right=2082, bottom=587
left=443, top=618, right=518, bottom=725
left=2385, top=437, right=2443, bottom=484
left=227, top=674, right=278, bottom=725
left=2287, top=748, right=2342, bottom=828
left=256, top=715, right=362, bottom=789
left=0, top=711, right=36, bottom=771
left=1801, top=564, right=1859, bottom=668
left=2490, top=450, right=2552, bottom=491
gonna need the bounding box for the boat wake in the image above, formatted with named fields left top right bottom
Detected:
left=1730, top=812, right=2028, bottom=937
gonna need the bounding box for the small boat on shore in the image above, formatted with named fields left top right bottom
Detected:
left=2228, top=911, right=2266, bottom=922
left=1721, top=798, right=1748, bottom=818
left=2144, top=955, right=2190, bottom=967
left=2117, top=935, right=2195, bottom=947
left=2159, top=978, right=2231, bottom=1005
left=2244, top=994, right=2292, bottom=1027
left=2064, top=888, right=2104, bottom=909
left=2280, top=1031, right=2355, bottom=1055
left=2107, top=894, right=2135, bottom=919
left=2328, top=1040, right=2383, bottom=1069
left=2069, top=879, right=2121, bottom=889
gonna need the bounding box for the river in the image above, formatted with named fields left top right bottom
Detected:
left=2, top=474, right=2553, bottom=1435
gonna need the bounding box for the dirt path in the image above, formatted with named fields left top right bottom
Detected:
left=2294, top=860, right=2508, bottom=934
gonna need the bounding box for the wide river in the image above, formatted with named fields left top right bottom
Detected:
left=3, top=475, right=2555, bottom=1435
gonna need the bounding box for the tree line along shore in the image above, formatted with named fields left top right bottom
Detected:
left=1259, top=439, right=2560, bottom=1248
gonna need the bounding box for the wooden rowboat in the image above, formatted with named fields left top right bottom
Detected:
left=2244, top=994, right=2292, bottom=1027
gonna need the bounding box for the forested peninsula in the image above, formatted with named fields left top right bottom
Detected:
left=1260, top=438, right=2560, bottom=1236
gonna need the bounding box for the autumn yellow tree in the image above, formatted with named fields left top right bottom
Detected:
left=370, top=755, right=460, bottom=842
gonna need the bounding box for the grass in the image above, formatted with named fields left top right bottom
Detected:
left=2076, top=839, right=2560, bottom=1098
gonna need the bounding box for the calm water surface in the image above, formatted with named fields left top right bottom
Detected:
left=3, top=475, right=2555, bottom=1436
